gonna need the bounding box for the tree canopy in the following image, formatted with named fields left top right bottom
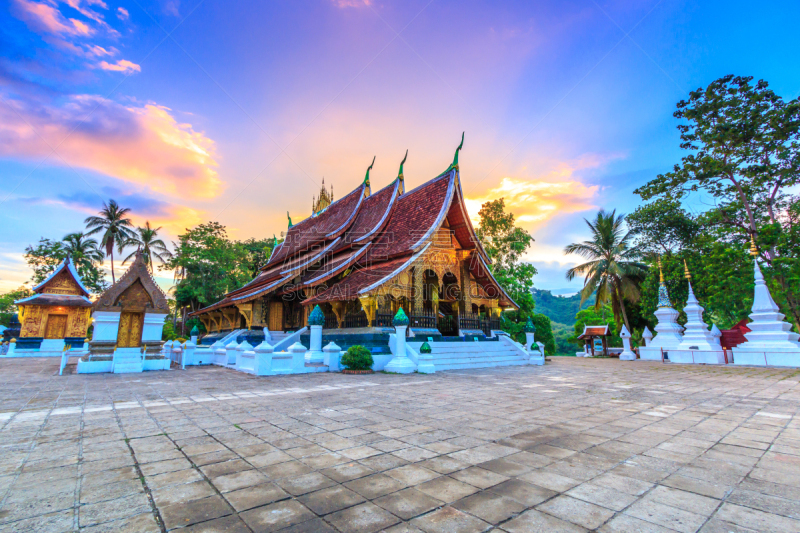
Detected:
left=634, top=75, right=800, bottom=331
left=476, top=198, right=537, bottom=315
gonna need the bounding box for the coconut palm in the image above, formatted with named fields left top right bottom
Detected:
left=84, top=199, right=135, bottom=284
left=61, top=232, right=104, bottom=265
left=121, top=221, right=172, bottom=271
left=564, top=210, right=647, bottom=332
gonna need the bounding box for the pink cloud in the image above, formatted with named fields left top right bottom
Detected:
left=0, top=95, right=223, bottom=199
left=330, top=0, right=371, bottom=7
left=12, top=0, right=96, bottom=37
left=98, top=59, right=141, bottom=73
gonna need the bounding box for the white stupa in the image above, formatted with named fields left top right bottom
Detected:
left=677, top=262, right=718, bottom=351
left=639, top=259, right=684, bottom=361
left=671, top=261, right=726, bottom=364
left=734, top=241, right=800, bottom=367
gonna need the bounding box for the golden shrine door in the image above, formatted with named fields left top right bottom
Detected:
left=117, top=312, right=144, bottom=348
left=44, top=314, right=67, bottom=339
left=268, top=301, right=283, bottom=331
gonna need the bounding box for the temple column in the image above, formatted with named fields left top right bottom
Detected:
left=460, top=260, right=472, bottom=314
left=412, top=266, right=424, bottom=315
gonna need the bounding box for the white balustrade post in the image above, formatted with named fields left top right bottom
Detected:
left=182, top=339, right=196, bottom=369
left=288, top=342, right=308, bottom=372
left=323, top=342, right=341, bottom=372
left=172, top=343, right=182, bottom=366
left=254, top=341, right=274, bottom=375
left=385, top=310, right=415, bottom=374
left=619, top=325, right=636, bottom=360
left=8, top=339, right=17, bottom=356
left=236, top=341, right=253, bottom=368
left=225, top=340, right=239, bottom=365
left=213, top=341, right=226, bottom=365
left=306, top=306, right=325, bottom=363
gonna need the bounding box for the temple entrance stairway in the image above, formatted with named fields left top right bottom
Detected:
left=112, top=348, right=144, bottom=373
left=268, top=332, right=292, bottom=344
left=420, top=340, right=528, bottom=371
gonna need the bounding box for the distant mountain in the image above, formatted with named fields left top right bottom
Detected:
left=532, top=288, right=595, bottom=326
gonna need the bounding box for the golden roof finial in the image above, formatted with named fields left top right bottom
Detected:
left=658, top=257, right=664, bottom=283
left=750, top=234, right=758, bottom=257
left=683, top=259, right=691, bottom=281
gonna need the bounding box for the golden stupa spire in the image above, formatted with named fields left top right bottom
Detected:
left=683, top=259, right=691, bottom=281
left=658, top=257, right=664, bottom=283
left=750, top=234, right=758, bottom=257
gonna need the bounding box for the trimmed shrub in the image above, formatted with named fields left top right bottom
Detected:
left=340, top=345, right=374, bottom=371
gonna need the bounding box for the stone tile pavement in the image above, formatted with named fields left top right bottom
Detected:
left=2, top=357, right=800, bottom=532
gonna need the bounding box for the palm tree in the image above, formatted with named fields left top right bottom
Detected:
left=564, top=210, right=647, bottom=332
left=121, top=221, right=172, bottom=272
left=61, top=232, right=104, bottom=265
left=84, top=199, right=135, bottom=284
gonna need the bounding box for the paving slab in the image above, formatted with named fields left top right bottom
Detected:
left=2, top=357, right=800, bottom=532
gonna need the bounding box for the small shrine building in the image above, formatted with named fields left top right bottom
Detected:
left=15, top=257, right=92, bottom=355
left=192, top=139, right=518, bottom=343
left=89, top=252, right=170, bottom=357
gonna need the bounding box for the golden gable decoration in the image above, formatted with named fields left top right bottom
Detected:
left=93, top=252, right=169, bottom=314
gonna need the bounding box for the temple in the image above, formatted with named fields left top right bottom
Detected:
left=14, top=257, right=92, bottom=355
left=192, top=138, right=517, bottom=347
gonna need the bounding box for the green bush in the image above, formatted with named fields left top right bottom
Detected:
left=340, top=345, right=374, bottom=371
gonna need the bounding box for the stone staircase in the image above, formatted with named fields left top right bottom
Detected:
left=269, top=331, right=292, bottom=344
left=112, top=348, right=144, bottom=373
left=417, top=340, right=528, bottom=371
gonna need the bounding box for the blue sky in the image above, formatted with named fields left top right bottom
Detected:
left=1, top=0, right=799, bottom=295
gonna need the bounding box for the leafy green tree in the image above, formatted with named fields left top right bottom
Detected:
left=62, top=232, right=105, bottom=264
left=564, top=210, right=647, bottom=332
left=163, top=222, right=252, bottom=313
left=531, top=314, right=556, bottom=355
left=476, top=198, right=537, bottom=314
left=627, top=199, right=699, bottom=256
left=240, top=237, right=279, bottom=279
left=85, top=199, right=135, bottom=284
left=635, top=75, right=800, bottom=329
left=0, top=287, right=33, bottom=327
left=24, top=236, right=109, bottom=294
left=121, top=221, right=172, bottom=271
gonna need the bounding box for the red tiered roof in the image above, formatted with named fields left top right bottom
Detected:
left=268, top=184, right=364, bottom=265
left=366, top=171, right=455, bottom=263
left=192, top=160, right=518, bottom=317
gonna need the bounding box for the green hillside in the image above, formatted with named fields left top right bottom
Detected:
left=532, top=288, right=595, bottom=326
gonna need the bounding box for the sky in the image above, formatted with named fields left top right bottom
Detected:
left=1, top=0, right=799, bottom=296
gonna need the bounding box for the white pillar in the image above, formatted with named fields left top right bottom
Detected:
left=254, top=341, right=274, bottom=375
left=323, top=342, right=342, bottom=372
left=262, top=327, right=272, bottom=343
left=525, top=331, right=534, bottom=349
left=171, top=343, right=182, bottom=365
left=182, top=339, right=195, bottom=369
left=225, top=340, right=239, bottom=365
left=236, top=341, right=253, bottom=368
left=306, top=325, right=324, bottom=363
left=212, top=341, right=225, bottom=365
left=619, top=325, right=636, bottom=360
left=642, top=327, right=653, bottom=346
left=385, top=325, right=415, bottom=373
